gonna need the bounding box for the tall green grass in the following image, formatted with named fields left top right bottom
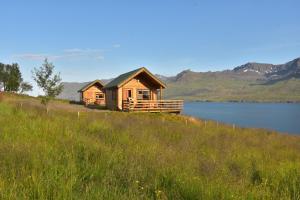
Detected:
left=0, top=94, right=300, bottom=199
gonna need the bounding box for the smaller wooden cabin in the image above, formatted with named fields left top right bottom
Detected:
left=78, top=80, right=105, bottom=105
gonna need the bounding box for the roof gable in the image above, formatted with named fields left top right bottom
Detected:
left=104, top=67, right=166, bottom=89
left=78, top=79, right=104, bottom=92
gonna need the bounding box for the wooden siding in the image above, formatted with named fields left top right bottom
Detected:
left=105, top=89, right=118, bottom=110
left=117, top=77, right=159, bottom=110
left=82, top=85, right=105, bottom=105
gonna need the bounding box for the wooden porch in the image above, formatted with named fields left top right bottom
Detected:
left=83, top=98, right=105, bottom=106
left=122, top=99, right=184, bottom=113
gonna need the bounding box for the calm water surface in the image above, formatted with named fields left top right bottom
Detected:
left=183, top=102, right=300, bottom=134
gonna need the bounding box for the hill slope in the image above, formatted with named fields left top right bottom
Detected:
left=58, top=81, right=89, bottom=101
left=164, top=57, right=300, bottom=102
left=58, top=79, right=111, bottom=101
left=1, top=93, right=300, bottom=199
left=59, top=57, right=300, bottom=102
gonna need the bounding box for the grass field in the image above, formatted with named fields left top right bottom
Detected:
left=0, top=93, right=300, bottom=199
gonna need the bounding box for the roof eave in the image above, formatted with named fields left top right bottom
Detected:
left=118, top=67, right=166, bottom=88
left=103, top=85, right=118, bottom=89
left=102, top=67, right=167, bottom=89
left=78, top=79, right=105, bottom=92
left=138, top=68, right=167, bottom=88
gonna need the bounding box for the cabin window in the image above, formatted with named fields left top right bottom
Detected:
left=137, top=89, right=150, bottom=100
left=95, top=92, right=104, bottom=99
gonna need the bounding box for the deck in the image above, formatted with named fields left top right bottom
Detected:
left=122, top=99, right=184, bottom=113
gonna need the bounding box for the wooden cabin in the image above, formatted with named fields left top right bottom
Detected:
left=103, top=67, right=183, bottom=113
left=78, top=80, right=105, bottom=106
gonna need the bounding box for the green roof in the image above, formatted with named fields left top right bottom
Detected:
left=78, top=79, right=104, bottom=92
left=104, top=67, right=166, bottom=89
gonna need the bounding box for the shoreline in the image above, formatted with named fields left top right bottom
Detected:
left=184, top=99, right=300, bottom=104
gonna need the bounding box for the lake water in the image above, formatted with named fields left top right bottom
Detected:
left=183, top=102, right=300, bottom=135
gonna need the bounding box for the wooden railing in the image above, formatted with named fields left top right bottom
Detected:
left=122, top=99, right=184, bottom=113
left=84, top=98, right=105, bottom=106
left=84, top=98, right=93, bottom=106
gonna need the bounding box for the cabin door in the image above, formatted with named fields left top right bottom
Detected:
left=123, top=89, right=133, bottom=100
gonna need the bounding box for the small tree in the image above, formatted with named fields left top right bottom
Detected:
left=32, top=59, right=63, bottom=111
left=20, top=82, right=33, bottom=94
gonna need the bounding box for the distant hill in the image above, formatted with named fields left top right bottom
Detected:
left=164, top=57, right=300, bottom=102
left=58, top=82, right=89, bottom=101
left=59, top=57, right=300, bottom=102
left=58, top=79, right=111, bottom=101
left=233, top=57, right=300, bottom=82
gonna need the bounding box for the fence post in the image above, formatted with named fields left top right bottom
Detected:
left=205, top=120, right=207, bottom=128
left=78, top=111, right=80, bottom=119
left=233, top=124, right=235, bottom=131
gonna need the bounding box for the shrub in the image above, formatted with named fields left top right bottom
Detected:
left=251, top=166, right=262, bottom=185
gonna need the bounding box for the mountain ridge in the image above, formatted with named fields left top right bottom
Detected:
left=58, top=57, right=300, bottom=102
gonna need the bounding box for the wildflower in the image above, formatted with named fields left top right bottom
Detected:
left=156, top=190, right=163, bottom=197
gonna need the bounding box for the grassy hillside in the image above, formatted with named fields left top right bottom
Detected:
left=165, top=72, right=300, bottom=102
left=1, top=93, right=300, bottom=199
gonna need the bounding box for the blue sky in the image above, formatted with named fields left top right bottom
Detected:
left=1, top=0, right=300, bottom=95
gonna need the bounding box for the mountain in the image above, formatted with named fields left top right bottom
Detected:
left=58, top=79, right=112, bottom=101
left=58, top=82, right=89, bottom=101
left=59, top=57, right=300, bottom=102
left=232, top=57, right=300, bottom=82
left=164, top=57, right=300, bottom=102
